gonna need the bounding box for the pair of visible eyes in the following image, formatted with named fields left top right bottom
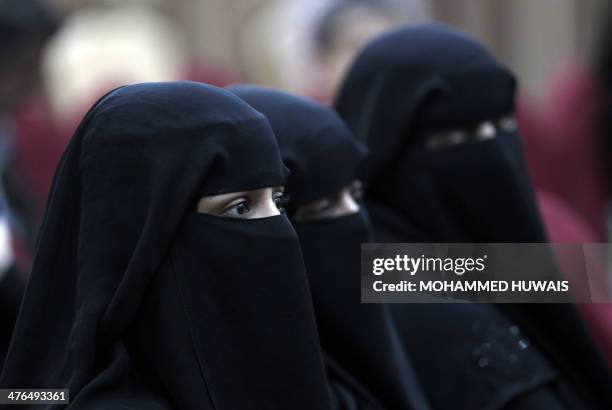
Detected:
left=221, top=191, right=290, bottom=217
left=294, top=180, right=363, bottom=219
left=426, top=116, right=518, bottom=150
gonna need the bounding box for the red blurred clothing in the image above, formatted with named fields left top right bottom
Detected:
left=519, top=65, right=610, bottom=239
left=12, top=95, right=65, bottom=214
left=520, top=65, right=612, bottom=368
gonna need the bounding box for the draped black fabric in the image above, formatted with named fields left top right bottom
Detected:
left=228, top=85, right=366, bottom=209
left=0, top=266, right=24, bottom=369
left=335, top=24, right=612, bottom=410
left=335, top=23, right=538, bottom=243
left=229, top=85, right=431, bottom=410
left=0, top=81, right=332, bottom=409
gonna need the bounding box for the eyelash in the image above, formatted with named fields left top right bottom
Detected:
left=223, top=201, right=250, bottom=216
left=307, top=187, right=362, bottom=215
left=312, top=199, right=332, bottom=213
left=274, top=193, right=290, bottom=213
left=221, top=192, right=289, bottom=216
left=350, top=182, right=363, bottom=200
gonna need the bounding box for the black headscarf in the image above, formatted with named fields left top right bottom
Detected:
left=1, top=81, right=332, bottom=409
left=229, top=84, right=430, bottom=410
left=228, top=85, right=366, bottom=210
left=335, top=24, right=612, bottom=409
left=335, top=23, right=542, bottom=243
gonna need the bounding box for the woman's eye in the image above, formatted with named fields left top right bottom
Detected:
left=223, top=201, right=250, bottom=217
left=350, top=181, right=364, bottom=200
left=314, top=199, right=332, bottom=213
left=475, top=122, right=496, bottom=141
left=273, top=194, right=290, bottom=213
left=497, top=116, right=518, bottom=132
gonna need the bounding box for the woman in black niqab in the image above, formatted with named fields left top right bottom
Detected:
left=335, top=24, right=612, bottom=409
left=0, top=81, right=332, bottom=409
left=229, top=84, right=431, bottom=410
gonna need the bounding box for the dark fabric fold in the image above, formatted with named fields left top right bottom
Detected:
left=1, top=81, right=331, bottom=409
left=230, top=85, right=431, bottom=410
left=335, top=23, right=612, bottom=410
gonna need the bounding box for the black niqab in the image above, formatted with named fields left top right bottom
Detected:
left=335, top=23, right=541, bottom=243
left=229, top=84, right=431, bottom=410
left=1, top=81, right=331, bottom=409
left=335, top=24, right=612, bottom=409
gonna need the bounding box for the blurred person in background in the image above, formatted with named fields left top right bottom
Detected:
left=41, top=2, right=188, bottom=135
left=335, top=23, right=612, bottom=410
left=238, top=0, right=426, bottom=101
left=517, top=0, right=612, bottom=367
left=0, top=0, right=61, bottom=370
left=15, top=0, right=237, bottom=223
left=0, top=0, right=60, bottom=255
left=238, top=0, right=345, bottom=97
left=310, top=0, right=426, bottom=102
left=230, top=84, right=432, bottom=410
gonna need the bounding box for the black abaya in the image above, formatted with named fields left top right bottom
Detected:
left=229, top=85, right=431, bottom=410
left=335, top=23, right=612, bottom=410
left=1, top=81, right=331, bottom=409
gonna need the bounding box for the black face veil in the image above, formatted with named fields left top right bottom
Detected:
left=335, top=23, right=545, bottom=243
left=229, top=84, right=431, bottom=410
left=0, top=82, right=331, bottom=409
left=335, top=24, right=612, bottom=409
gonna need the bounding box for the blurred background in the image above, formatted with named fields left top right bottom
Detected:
left=1, top=0, right=612, bottom=271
